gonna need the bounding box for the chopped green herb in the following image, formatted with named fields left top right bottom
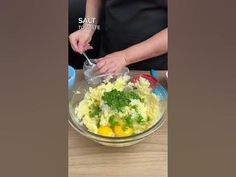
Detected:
left=132, top=105, right=138, bottom=112
left=127, top=91, right=141, bottom=100
left=102, top=89, right=142, bottom=111
left=97, top=119, right=101, bottom=128
left=89, top=105, right=101, bottom=118
left=136, top=114, right=144, bottom=124
left=124, top=115, right=133, bottom=128
left=109, top=115, right=118, bottom=127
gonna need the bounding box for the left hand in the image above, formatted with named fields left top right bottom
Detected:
left=94, top=51, right=127, bottom=74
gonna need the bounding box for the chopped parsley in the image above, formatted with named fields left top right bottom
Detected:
left=132, top=105, right=138, bottom=112
left=89, top=105, right=101, bottom=118
left=102, top=89, right=142, bottom=111
left=136, top=114, right=144, bottom=124
left=124, top=115, right=133, bottom=127
left=109, top=115, right=118, bottom=127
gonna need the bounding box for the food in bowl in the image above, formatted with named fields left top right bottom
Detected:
left=74, top=75, right=162, bottom=137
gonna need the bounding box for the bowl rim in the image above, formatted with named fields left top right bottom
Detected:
left=68, top=74, right=168, bottom=143
left=85, top=67, right=129, bottom=83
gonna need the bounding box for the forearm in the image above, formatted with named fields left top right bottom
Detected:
left=84, top=0, right=103, bottom=25
left=123, top=28, right=168, bottom=65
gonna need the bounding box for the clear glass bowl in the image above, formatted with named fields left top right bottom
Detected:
left=68, top=73, right=167, bottom=147
left=83, top=59, right=96, bottom=71
left=83, top=59, right=129, bottom=84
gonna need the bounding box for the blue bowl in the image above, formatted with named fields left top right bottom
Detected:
left=150, top=69, right=168, bottom=101
left=68, top=66, right=76, bottom=89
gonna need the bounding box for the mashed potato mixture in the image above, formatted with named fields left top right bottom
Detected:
left=74, top=75, right=162, bottom=137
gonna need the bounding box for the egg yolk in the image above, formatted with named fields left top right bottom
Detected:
left=97, top=126, right=114, bottom=137
left=114, top=125, right=134, bottom=137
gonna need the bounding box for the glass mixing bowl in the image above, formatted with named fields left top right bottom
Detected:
left=68, top=73, right=167, bottom=147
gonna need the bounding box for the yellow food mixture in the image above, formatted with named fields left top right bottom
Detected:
left=74, top=75, right=161, bottom=137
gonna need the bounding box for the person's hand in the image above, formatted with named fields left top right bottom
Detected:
left=94, top=51, right=127, bottom=74
left=69, top=26, right=94, bottom=54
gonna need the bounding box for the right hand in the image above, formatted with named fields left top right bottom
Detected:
left=69, top=26, right=94, bottom=54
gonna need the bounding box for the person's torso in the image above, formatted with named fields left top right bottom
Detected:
left=100, top=0, right=168, bottom=70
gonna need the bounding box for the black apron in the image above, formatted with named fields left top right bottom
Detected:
left=100, top=0, right=168, bottom=70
